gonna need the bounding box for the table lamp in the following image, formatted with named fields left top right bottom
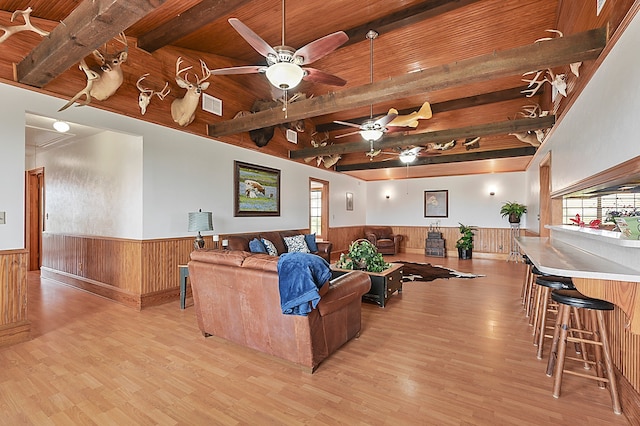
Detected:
left=188, top=209, right=213, bottom=250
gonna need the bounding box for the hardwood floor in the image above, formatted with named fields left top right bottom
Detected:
left=0, top=254, right=630, bottom=425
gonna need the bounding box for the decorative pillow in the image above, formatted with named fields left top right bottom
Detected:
left=249, top=238, right=267, bottom=254
left=284, top=234, right=311, bottom=253
left=261, top=238, right=278, bottom=256
left=304, top=233, right=318, bottom=252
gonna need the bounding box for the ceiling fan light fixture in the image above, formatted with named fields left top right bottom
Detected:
left=53, top=121, right=70, bottom=133
left=265, top=62, right=304, bottom=90
left=399, top=152, right=417, bottom=163
left=360, top=128, right=384, bottom=142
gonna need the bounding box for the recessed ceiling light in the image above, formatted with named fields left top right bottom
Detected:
left=53, top=121, right=70, bottom=133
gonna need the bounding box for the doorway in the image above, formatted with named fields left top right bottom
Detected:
left=309, top=178, right=329, bottom=240
left=26, top=168, right=44, bottom=271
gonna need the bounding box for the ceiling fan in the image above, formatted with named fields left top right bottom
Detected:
left=333, top=30, right=396, bottom=143
left=210, top=0, right=348, bottom=91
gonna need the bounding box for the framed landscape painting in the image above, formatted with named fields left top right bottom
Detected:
left=234, top=161, right=281, bottom=217
left=424, top=190, right=448, bottom=218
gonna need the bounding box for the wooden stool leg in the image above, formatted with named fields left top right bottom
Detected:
left=546, top=303, right=564, bottom=377
left=531, top=283, right=543, bottom=331
left=596, top=310, right=622, bottom=414
left=552, top=304, right=572, bottom=398
left=521, top=263, right=531, bottom=300
left=570, top=307, right=591, bottom=370
left=526, top=281, right=537, bottom=319
left=589, top=311, right=606, bottom=388
left=536, top=287, right=551, bottom=359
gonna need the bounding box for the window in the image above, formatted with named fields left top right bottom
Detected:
left=309, top=179, right=328, bottom=239
left=563, top=193, right=640, bottom=224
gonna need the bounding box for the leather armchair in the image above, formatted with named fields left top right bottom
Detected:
left=364, top=226, right=403, bottom=255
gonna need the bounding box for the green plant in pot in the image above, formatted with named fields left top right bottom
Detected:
left=456, top=223, right=476, bottom=259
left=500, top=201, right=527, bottom=223
left=336, top=239, right=390, bottom=273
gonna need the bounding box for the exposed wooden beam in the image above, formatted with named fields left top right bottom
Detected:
left=342, top=0, right=482, bottom=48
left=208, top=27, right=606, bottom=137
left=336, top=147, right=538, bottom=171
left=315, top=86, right=531, bottom=133
left=137, top=0, right=253, bottom=53
left=290, top=115, right=555, bottom=159
left=16, top=0, right=166, bottom=88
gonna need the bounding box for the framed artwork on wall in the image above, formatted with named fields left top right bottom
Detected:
left=234, top=161, right=281, bottom=217
left=424, top=190, right=448, bottom=218
left=346, top=192, right=353, bottom=211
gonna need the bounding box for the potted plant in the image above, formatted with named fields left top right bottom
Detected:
left=500, top=201, right=527, bottom=223
left=456, top=223, right=476, bottom=259
left=336, top=239, right=390, bottom=273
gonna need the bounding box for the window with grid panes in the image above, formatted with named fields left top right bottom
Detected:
left=310, top=189, right=322, bottom=235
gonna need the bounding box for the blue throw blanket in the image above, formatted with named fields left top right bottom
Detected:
left=277, top=252, right=331, bottom=316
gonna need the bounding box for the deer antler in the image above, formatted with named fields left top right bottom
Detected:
left=175, top=57, right=194, bottom=87
left=521, top=70, right=550, bottom=97
left=0, top=7, right=49, bottom=44
left=197, top=59, right=212, bottom=84
left=58, top=60, right=100, bottom=111
left=136, top=74, right=170, bottom=115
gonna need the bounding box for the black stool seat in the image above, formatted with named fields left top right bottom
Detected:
left=523, top=255, right=533, bottom=265
left=535, top=276, right=574, bottom=290
left=531, top=266, right=550, bottom=276
left=551, top=289, right=614, bottom=311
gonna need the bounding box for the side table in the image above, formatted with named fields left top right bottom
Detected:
left=178, top=264, right=189, bottom=309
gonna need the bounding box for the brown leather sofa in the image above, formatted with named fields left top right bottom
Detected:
left=225, top=230, right=332, bottom=262
left=188, top=249, right=371, bottom=372
left=364, top=226, right=403, bottom=255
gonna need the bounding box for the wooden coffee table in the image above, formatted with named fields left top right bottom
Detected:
left=330, top=263, right=404, bottom=308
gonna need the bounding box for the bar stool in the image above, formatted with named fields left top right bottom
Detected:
left=546, top=289, right=621, bottom=414
left=520, top=255, right=533, bottom=304
left=531, top=275, right=574, bottom=360
left=525, top=266, right=548, bottom=321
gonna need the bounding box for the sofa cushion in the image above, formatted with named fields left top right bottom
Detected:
left=260, top=231, right=287, bottom=254
left=190, top=249, right=249, bottom=266
left=304, top=233, right=318, bottom=252
left=249, top=238, right=268, bottom=253
left=284, top=234, right=311, bottom=253
left=262, top=238, right=278, bottom=256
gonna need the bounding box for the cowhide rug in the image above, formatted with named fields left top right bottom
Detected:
left=397, top=261, right=485, bottom=282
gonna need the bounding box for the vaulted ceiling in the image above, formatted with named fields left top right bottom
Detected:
left=1, top=0, right=635, bottom=180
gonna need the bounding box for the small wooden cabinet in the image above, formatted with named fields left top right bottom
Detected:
left=425, top=232, right=446, bottom=257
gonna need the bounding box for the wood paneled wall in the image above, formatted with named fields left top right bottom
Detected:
left=327, top=225, right=518, bottom=259
left=0, top=250, right=30, bottom=347
left=41, top=233, right=195, bottom=310
left=607, top=306, right=640, bottom=418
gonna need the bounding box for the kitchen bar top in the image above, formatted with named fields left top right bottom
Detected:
left=516, top=236, right=640, bottom=283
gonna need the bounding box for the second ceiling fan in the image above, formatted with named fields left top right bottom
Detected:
left=210, top=0, right=348, bottom=90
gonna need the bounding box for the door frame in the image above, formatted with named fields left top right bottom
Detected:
left=26, top=167, right=44, bottom=271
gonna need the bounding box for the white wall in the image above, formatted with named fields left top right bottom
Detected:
left=525, top=12, right=640, bottom=232
left=39, top=131, right=143, bottom=238
left=366, top=172, right=527, bottom=228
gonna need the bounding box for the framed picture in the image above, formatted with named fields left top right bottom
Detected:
left=346, top=192, right=354, bottom=211
left=234, top=161, right=281, bottom=217
left=424, top=190, right=448, bottom=218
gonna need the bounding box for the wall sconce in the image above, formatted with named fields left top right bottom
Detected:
left=188, top=209, right=213, bottom=250
left=489, top=191, right=495, bottom=196
left=385, top=194, right=390, bottom=199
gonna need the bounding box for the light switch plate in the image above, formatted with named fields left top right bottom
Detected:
left=0, top=211, right=5, bottom=224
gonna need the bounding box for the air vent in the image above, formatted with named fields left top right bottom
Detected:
left=286, top=129, right=297, bottom=144
left=202, top=93, right=222, bottom=116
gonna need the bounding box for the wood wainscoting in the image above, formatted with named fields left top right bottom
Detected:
left=0, top=249, right=30, bottom=347
left=608, top=306, right=640, bottom=418
left=327, top=226, right=532, bottom=260
left=41, top=233, right=195, bottom=310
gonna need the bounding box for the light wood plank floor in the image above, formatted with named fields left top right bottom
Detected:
left=0, top=254, right=630, bottom=425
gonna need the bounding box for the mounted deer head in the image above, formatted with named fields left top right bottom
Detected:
left=58, top=33, right=128, bottom=111
left=136, top=74, right=170, bottom=115
left=0, top=7, right=49, bottom=44
left=170, top=57, right=212, bottom=127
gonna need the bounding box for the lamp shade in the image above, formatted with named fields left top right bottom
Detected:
left=399, top=152, right=417, bottom=163
left=188, top=210, right=213, bottom=232
left=265, top=62, right=304, bottom=90
left=360, top=128, right=384, bottom=142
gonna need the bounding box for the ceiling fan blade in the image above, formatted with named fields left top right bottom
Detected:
left=210, top=65, right=265, bottom=75
left=228, top=18, right=277, bottom=59
left=333, top=120, right=362, bottom=129
left=374, top=112, right=398, bottom=128
left=334, top=130, right=361, bottom=139
left=294, top=31, right=349, bottom=65
left=303, top=67, right=347, bottom=86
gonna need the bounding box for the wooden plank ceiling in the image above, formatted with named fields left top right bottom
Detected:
left=0, top=0, right=634, bottom=180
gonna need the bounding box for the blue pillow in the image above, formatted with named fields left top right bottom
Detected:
left=249, top=238, right=267, bottom=253
left=305, top=233, right=318, bottom=252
